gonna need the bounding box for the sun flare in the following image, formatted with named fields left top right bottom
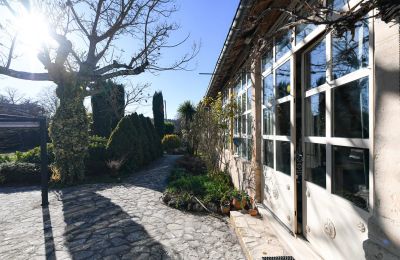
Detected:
left=15, top=11, right=52, bottom=55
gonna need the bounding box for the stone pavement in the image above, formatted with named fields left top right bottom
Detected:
left=230, top=211, right=289, bottom=260
left=0, top=155, right=244, bottom=260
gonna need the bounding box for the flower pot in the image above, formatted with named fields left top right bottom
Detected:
left=220, top=204, right=230, bottom=214
left=233, top=198, right=246, bottom=210
left=249, top=208, right=258, bottom=216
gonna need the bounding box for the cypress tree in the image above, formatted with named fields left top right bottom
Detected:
left=92, top=80, right=125, bottom=137
left=152, top=91, right=164, bottom=138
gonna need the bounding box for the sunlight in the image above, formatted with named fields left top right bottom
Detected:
left=15, top=11, right=52, bottom=55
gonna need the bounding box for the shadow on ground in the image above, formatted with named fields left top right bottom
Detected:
left=60, top=188, right=175, bottom=260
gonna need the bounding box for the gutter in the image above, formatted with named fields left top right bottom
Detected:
left=205, top=0, right=253, bottom=98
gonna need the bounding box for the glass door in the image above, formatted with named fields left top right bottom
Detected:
left=301, top=19, right=372, bottom=259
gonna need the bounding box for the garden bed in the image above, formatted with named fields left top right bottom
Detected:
left=162, top=156, right=254, bottom=215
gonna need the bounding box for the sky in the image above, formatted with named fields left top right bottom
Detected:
left=0, top=1, right=240, bottom=119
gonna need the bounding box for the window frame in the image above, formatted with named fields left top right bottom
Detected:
left=300, top=10, right=374, bottom=212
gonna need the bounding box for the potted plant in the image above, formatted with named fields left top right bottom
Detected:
left=232, top=190, right=247, bottom=210
left=220, top=195, right=231, bottom=214
left=248, top=197, right=258, bottom=216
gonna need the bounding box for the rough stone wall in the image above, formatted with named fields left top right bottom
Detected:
left=364, top=18, right=400, bottom=259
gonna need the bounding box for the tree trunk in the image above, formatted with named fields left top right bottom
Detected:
left=50, top=83, right=88, bottom=184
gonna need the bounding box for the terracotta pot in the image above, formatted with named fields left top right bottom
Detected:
left=233, top=198, right=246, bottom=210
left=220, top=204, right=230, bottom=214
left=249, top=208, right=258, bottom=216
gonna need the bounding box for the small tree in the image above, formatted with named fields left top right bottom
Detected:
left=189, top=93, right=236, bottom=172
left=177, top=100, right=196, bottom=154
left=152, top=91, right=164, bottom=137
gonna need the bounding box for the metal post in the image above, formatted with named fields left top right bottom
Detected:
left=40, top=118, right=49, bottom=207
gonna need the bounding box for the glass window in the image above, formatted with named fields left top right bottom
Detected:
left=276, top=61, right=291, bottom=99
left=264, top=140, right=274, bottom=168
left=247, top=114, right=252, bottom=136
left=241, top=71, right=246, bottom=89
left=234, top=117, right=238, bottom=135
left=332, top=146, right=369, bottom=211
left=263, top=74, right=274, bottom=106
left=305, top=93, right=326, bottom=136
left=276, top=102, right=291, bottom=136
left=332, top=20, right=369, bottom=79
left=247, top=87, right=252, bottom=110
left=247, top=71, right=252, bottom=86
left=296, top=23, right=317, bottom=44
left=333, top=77, right=369, bottom=138
left=275, top=30, right=292, bottom=61
left=241, top=138, right=247, bottom=158
left=305, top=143, right=326, bottom=188
left=263, top=107, right=274, bottom=135
left=241, top=114, right=246, bottom=135
left=328, top=0, right=347, bottom=11
left=262, top=46, right=273, bottom=72
left=241, top=92, right=246, bottom=113
left=305, top=40, right=326, bottom=90
left=276, top=141, right=291, bottom=175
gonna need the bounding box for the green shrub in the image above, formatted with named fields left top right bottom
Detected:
left=130, top=113, right=151, bottom=165
left=145, top=117, right=162, bottom=157
left=85, top=136, right=108, bottom=176
left=107, top=113, right=162, bottom=173
left=175, top=155, right=206, bottom=175
left=15, top=144, right=54, bottom=164
left=0, top=154, right=12, bottom=163
left=162, top=134, right=181, bottom=153
left=0, top=162, right=41, bottom=185
left=164, top=122, right=175, bottom=135
left=166, top=166, right=234, bottom=205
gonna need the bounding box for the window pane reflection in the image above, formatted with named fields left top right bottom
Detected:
left=332, top=21, right=369, bottom=79
left=247, top=87, right=252, bottom=110
left=276, top=61, right=291, bottom=99
left=262, top=46, right=273, bottom=72
left=305, top=93, right=325, bottom=136
left=276, top=30, right=292, bottom=61
left=276, top=141, right=291, bottom=175
left=333, top=77, right=369, bottom=138
left=263, top=74, right=274, bottom=105
left=305, top=40, right=326, bottom=90
left=296, top=23, right=316, bottom=43
left=276, top=102, right=290, bottom=136
left=305, top=143, right=326, bottom=188
left=247, top=114, right=252, bottom=136
left=333, top=146, right=369, bottom=211
left=263, top=107, right=273, bottom=135
left=264, top=140, right=274, bottom=168
left=241, top=114, right=246, bottom=135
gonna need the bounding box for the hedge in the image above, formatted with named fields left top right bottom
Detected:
left=107, top=113, right=161, bottom=173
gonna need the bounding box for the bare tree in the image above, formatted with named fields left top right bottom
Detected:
left=123, top=82, right=151, bottom=114
left=0, top=0, right=199, bottom=183
left=36, top=86, right=59, bottom=118
left=1, top=87, right=25, bottom=104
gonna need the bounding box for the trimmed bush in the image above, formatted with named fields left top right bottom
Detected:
left=162, top=134, right=181, bottom=153
left=0, top=162, right=41, bottom=185
left=85, top=136, right=108, bottom=176
left=107, top=113, right=161, bottom=173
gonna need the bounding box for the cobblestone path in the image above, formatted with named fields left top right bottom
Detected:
left=0, top=155, right=244, bottom=260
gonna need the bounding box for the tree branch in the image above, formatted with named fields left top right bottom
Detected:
left=0, top=66, right=50, bottom=81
